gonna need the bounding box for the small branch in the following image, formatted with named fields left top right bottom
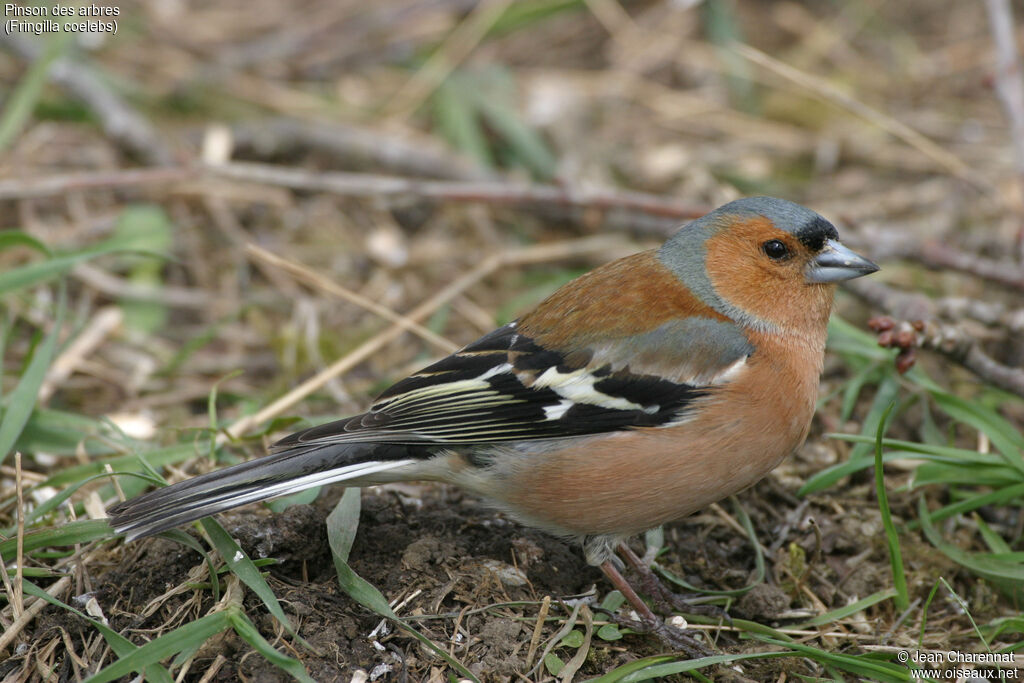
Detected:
left=72, top=263, right=214, bottom=309
left=231, top=118, right=491, bottom=181
left=204, top=162, right=707, bottom=234
left=842, top=278, right=935, bottom=322
left=984, top=0, right=1024, bottom=183
left=914, top=241, right=1024, bottom=292
left=39, top=306, right=122, bottom=403
left=1, top=34, right=173, bottom=165
left=0, top=167, right=191, bottom=200
left=848, top=281, right=1024, bottom=398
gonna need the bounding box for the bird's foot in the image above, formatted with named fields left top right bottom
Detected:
left=641, top=574, right=730, bottom=622
left=617, top=543, right=730, bottom=622
left=602, top=610, right=714, bottom=658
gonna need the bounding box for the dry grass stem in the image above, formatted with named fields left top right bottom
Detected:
left=245, top=243, right=459, bottom=353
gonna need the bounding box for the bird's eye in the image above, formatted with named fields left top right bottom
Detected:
left=762, top=240, right=789, bottom=260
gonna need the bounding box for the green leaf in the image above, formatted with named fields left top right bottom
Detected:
left=605, top=652, right=795, bottom=682
left=599, top=590, right=625, bottom=612
left=544, top=652, right=565, bottom=676
left=434, top=79, right=493, bottom=168
left=906, top=483, right=1024, bottom=529
left=477, top=89, right=556, bottom=180
left=113, top=205, right=173, bottom=333
left=586, top=655, right=681, bottom=683
left=750, top=637, right=909, bottom=682
left=930, top=390, right=1024, bottom=473
left=326, top=487, right=361, bottom=564
left=0, top=228, right=169, bottom=296
left=0, top=285, right=66, bottom=466
left=266, top=486, right=321, bottom=513
left=560, top=629, right=584, bottom=648
left=43, top=442, right=203, bottom=487
left=158, top=529, right=222, bottom=603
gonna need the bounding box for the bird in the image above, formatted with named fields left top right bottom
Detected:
left=108, top=196, right=878, bottom=653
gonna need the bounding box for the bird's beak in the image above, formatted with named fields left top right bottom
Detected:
left=806, top=239, right=879, bottom=283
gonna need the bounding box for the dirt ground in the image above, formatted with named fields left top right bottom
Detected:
left=3, top=0, right=1024, bottom=681
left=12, top=417, right=966, bottom=681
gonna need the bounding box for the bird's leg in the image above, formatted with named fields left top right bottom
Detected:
left=616, top=542, right=728, bottom=621
left=598, top=559, right=712, bottom=657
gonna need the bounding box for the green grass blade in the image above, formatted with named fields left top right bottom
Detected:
left=157, top=529, right=222, bottom=602
left=199, top=517, right=315, bottom=651
left=874, top=403, right=909, bottom=611
left=83, top=611, right=232, bottom=683
left=905, top=483, right=1024, bottom=529
left=43, top=442, right=204, bottom=487
left=0, top=519, right=112, bottom=562
left=23, top=579, right=174, bottom=683
left=930, top=390, right=1024, bottom=471
left=0, top=231, right=52, bottom=256
left=0, top=32, right=72, bottom=153
left=752, top=636, right=910, bottom=682
left=229, top=610, right=315, bottom=683
left=326, top=487, right=360, bottom=563
left=0, top=284, right=66, bottom=466
left=325, top=491, right=480, bottom=682
left=918, top=496, right=1024, bottom=585
left=597, top=651, right=793, bottom=682
left=792, top=588, right=898, bottom=628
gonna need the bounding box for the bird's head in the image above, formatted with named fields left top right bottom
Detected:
left=658, top=196, right=878, bottom=335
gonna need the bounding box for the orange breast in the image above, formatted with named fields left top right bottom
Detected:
left=491, top=331, right=824, bottom=537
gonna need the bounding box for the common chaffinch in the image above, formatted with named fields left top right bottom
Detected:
left=109, top=196, right=878, bottom=652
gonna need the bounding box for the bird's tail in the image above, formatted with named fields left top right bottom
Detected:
left=107, top=442, right=421, bottom=540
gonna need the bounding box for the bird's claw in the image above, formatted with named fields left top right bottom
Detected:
left=602, top=610, right=715, bottom=658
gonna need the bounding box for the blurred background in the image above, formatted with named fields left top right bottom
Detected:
left=1, top=1, right=1023, bottom=681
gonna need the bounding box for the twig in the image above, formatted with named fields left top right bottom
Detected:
left=204, top=162, right=706, bottom=234
left=984, top=0, right=1024, bottom=192
left=849, top=281, right=1024, bottom=398
left=913, top=241, right=1024, bottom=292
left=843, top=278, right=936, bottom=322
left=733, top=43, right=986, bottom=190
left=196, top=655, right=228, bottom=683
left=524, top=595, right=551, bottom=670
left=0, top=167, right=191, bottom=200
left=72, top=262, right=214, bottom=309
left=244, top=243, right=459, bottom=354
left=0, top=34, right=172, bottom=165
left=39, top=306, right=122, bottom=403
left=0, top=575, right=72, bottom=653
left=231, top=118, right=491, bottom=181
left=14, top=453, right=25, bottom=621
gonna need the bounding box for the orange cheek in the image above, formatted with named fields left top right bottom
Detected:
left=702, top=222, right=833, bottom=332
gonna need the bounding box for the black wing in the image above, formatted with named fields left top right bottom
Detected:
left=272, top=323, right=711, bottom=450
